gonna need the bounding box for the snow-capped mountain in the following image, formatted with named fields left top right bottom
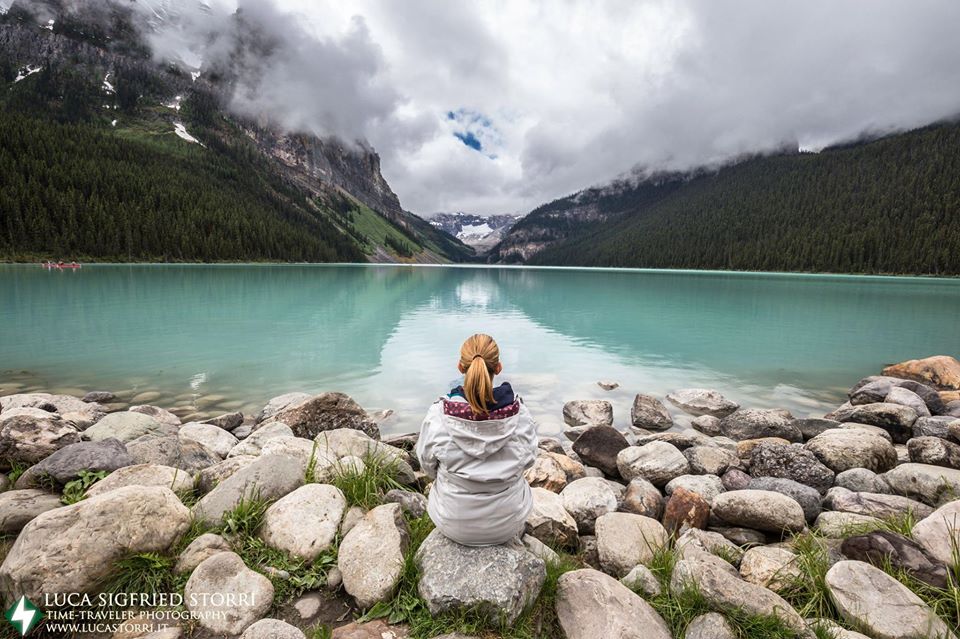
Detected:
left=429, top=212, right=521, bottom=252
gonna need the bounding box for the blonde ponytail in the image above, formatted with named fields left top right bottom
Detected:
left=459, top=334, right=500, bottom=415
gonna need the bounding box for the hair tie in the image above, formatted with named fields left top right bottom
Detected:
left=472, top=354, right=484, bottom=360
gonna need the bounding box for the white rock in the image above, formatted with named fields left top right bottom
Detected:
left=560, top=477, right=619, bottom=534
left=338, top=503, right=409, bottom=608
left=555, top=568, right=671, bottom=639
left=178, top=422, right=238, bottom=458
left=912, top=500, right=960, bottom=567
left=185, top=551, right=274, bottom=635
left=595, top=512, right=667, bottom=577
left=616, top=441, right=690, bottom=486
left=260, top=484, right=346, bottom=561
left=86, top=464, right=193, bottom=498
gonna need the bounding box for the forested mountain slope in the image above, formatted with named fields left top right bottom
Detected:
left=493, top=122, right=960, bottom=275
left=0, top=2, right=472, bottom=263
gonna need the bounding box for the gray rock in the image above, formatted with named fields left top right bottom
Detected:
left=671, top=558, right=806, bottom=632
left=264, top=392, right=379, bottom=439
left=684, top=445, right=738, bottom=476
left=630, top=394, right=673, bottom=431
left=0, top=486, right=190, bottom=602
left=914, top=415, right=960, bottom=439
left=127, top=435, right=221, bottom=473
left=174, top=533, right=232, bottom=574
left=814, top=511, right=881, bottom=538
left=597, top=381, right=620, bottom=391
left=85, top=463, right=193, bottom=498
left=739, top=545, right=802, bottom=593
left=84, top=411, right=175, bottom=443
left=824, top=486, right=933, bottom=519
left=841, top=530, right=948, bottom=588
left=708, top=525, right=767, bottom=547
left=0, top=392, right=105, bottom=424
left=711, top=489, right=806, bottom=533
left=795, top=417, right=841, bottom=440
left=719, top=408, right=801, bottom=442
left=720, top=468, right=752, bottom=491
left=684, top=612, right=736, bottom=639
left=907, top=436, right=960, bottom=469
left=416, top=529, right=545, bottom=624
left=240, top=618, right=305, bottom=639
left=178, top=422, right=239, bottom=458
left=616, top=442, right=690, bottom=487
left=882, top=462, right=960, bottom=506
left=676, top=528, right=745, bottom=567
left=834, top=468, right=889, bottom=494
left=522, top=533, right=560, bottom=565
left=747, top=477, right=821, bottom=523
left=232, top=424, right=253, bottom=439
left=229, top=422, right=295, bottom=457
left=201, top=412, right=244, bottom=432
left=193, top=454, right=304, bottom=525
left=340, top=503, right=409, bottom=608
left=383, top=489, right=428, bottom=518
left=665, top=474, right=725, bottom=505
left=556, top=569, right=671, bottom=639
left=563, top=400, right=614, bottom=428
left=747, top=442, right=834, bottom=493
left=837, top=403, right=918, bottom=444
left=255, top=392, right=312, bottom=424
left=912, top=500, right=960, bottom=567
left=129, top=404, right=182, bottom=427
left=634, top=429, right=712, bottom=450
left=804, top=428, right=897, bottom=473
left=620, top=477, right=664, bottom=519
left=690, top=415, right=723, bottom=436
left=666, top=389, right=739, bottom=418
left=825, top=560, right=956, bottom=639
left=560, top=477, right=619, bottom=534
left=185, top=551, right=274, bottom=635
left=571, top=425, right=629, bottom=477
left=0, top=489, right=62, bottom=534
left=620, top=564, right=661, bottom=598
left=595, top=512, right=667, bottom=577
left=82, top=391, right=115, bottom=403
left=195, top=455, right=257, bottom=494
left=850, top=378, right=897, bottom=405
left=15, top=438, right=134, bottom=488
left=260, top=484, right=346, bottom=561
left=314, top=429, right=414, bottom=482
left=886, top=387, right=931, bottom=418
left=0, top=414, right=81, bottom=466
left=526, top=487, right=578, bottom=548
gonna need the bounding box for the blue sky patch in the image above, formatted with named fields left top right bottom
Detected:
left=447, top=108, right=497, bottom=156
left=454, top=131, right=483, bottom=151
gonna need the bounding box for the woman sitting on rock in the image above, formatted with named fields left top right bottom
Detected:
left=416, top=333, right=539, bottom=546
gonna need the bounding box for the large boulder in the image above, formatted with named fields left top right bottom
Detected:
left=907, top=436, right=960, bottom=469
left=711, top=489, right=806, bottom=533
left=0, top=393, right=105, bottom=424
left=0, top=486, right=190, bottom=602
left=127, top=435, right=221, bottom=472
left=837, top=403, right=918, bottom=444
left=14, top=438, right=134, bottom=488
left=85, top=463, right=193, bottom=498
left=524, top=453, right=569, bottom=492
left=814, top=511, right=881, bottom=538
left=260, top=484, right=346, bottom=561
left=835, top=468, right=890, bottom=494
left=571, top=426, right=628, bottom=476
left=196, top=456, right=258, bottom=494
left=228, top=422, right=295, bottom=457
left=193, top=454, right=304, bottom=525
left=416, top=529, right=545, bottom=624
left=666, top=389, right=739, bottom=418
left=671, top=557, right=806, bottom=632
left=84, top=411, right=175, bottom=443
left=684, top=445, right=738, bottom=476
left=795, top=417, right=841, bottom=440
left=261, top=436, right=338, bottom=480
left=562, top=400, right=613, bottom=428
left=616, top=442, right=690, bottom=487
left=719, top=408, right=801, bottom=442
left=883, top=355, right=960, bottom=390
left=339, top=503, right=409, bottom=609
left=526, top=487, right=578, bottom=548
left=201, top=411, right=245, bottom=432
left=882, top=462, right=960, bottom=506
left=826, top=560, right=956, bottom=639
left=560, top=477, right=619, bottom=534
left=263, top=392, right=379, bottom=439
left=916, top=415, right=960, bottom=438
left=621, top=477, right=664, bottom=519
left=630, top=394, right=673, bottom=431
left=595, top=512, right=667, bottom=577
left=129, top=405, right=181, bottom=427
left=804, top=428, right=897, bottom=473
left=840, top=530, right=948, bottom=588
left=747, top=442, right=834, bottom=493
left=0, top=489, right=62, bottom=534
left=178, top=422, right=239, bottom=458
left=314, top=429, right=412, bottom=476
left=185, top=551, right=274, bottom=635
left=255, top=392, right=311, bottom=424
left=824, top=487, right=933, bottom=519
left=747, top=477, right=821, bottom=523
left=555, top=569, right=671, bottom=639
left=885, top=387, right=931, bottom=418
left=912, top=500, right=960, bottom=567
left=0, top=414, right=81, bottom=466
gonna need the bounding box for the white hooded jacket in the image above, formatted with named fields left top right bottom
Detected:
left=416, top=389, right=539, bottom=546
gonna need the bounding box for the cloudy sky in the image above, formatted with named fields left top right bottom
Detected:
left=138, top=1, right=960, bottom=215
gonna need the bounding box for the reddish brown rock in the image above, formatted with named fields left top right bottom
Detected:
left=662, top=486, right=710, bottom=533
left=883, top=355, right=960, bottom=390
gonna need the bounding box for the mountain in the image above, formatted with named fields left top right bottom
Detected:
left=0, top=1, right=472, bottom=263
left=491, top=122, right=960, bottom=275
left=428, top=212, right=520, bottom=253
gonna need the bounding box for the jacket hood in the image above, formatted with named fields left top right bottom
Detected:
left=441, top=383, right=521, bottom=459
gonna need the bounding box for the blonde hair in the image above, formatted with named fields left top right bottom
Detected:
left=459, top=333, right=500, bottom=414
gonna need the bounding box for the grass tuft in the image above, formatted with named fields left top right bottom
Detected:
left=328, top=452, right=406, bottom=509
left=5, top=459, right=30, bottom=485
left=839, top=511, right=919, bottom=538
left=60, top=470, right=108, bottom=505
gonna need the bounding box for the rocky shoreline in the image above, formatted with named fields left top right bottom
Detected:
left=0, top=355, right=959, bottom=638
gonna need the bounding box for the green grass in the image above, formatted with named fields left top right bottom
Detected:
left=327, top=452, right=407, bottom=509
left=60, top=469, right=108, bottom=505
left=101, top=552, right=179, bottom=600
left=306, top=624, right=333, bottom=639
left=779, top=531, right=839, bottom=621
left=839, top=511, right=919, bottom=538
left=5, top=459, right=30, bottom=485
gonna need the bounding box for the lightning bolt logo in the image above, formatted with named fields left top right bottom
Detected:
left=4, top=596, right=41, bottom=636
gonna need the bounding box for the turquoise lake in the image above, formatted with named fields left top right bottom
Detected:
left=1, top=264, right=958, bottom=436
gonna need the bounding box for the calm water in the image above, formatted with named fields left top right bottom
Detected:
left=1, top=264, right=958, bottom=436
